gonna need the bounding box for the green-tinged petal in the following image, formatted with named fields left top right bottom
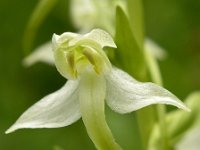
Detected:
left=82, top=46, right=111, bottom=74
left=70, top=29, right=117, bottom=49
left=54, top=47, right=77, bottom=79
left=79, top=70, right=121, bottom=150
left=23, top=42, right=54, bottom=67
left=176, top=126, right=200, bottom=150
left=6, top=80, right=81, bottom=134
left=52, top=33, right=80, bottom=79
left=53, top=29, right=116, bottom=50
left=84, top=29, right=117, bottom=48
left=52, top=33, right=79, bottom=49
left=105, top=67, right=189, bottom=114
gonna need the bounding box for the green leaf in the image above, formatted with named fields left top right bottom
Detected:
left=127, top=0, right=144, bottom=48
left=115, top=6, right=154, bottom=150
left=114, top=6, right=146, bottom=81
left=23, top=0, right=59, bottom=55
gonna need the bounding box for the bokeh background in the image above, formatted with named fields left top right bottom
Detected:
left=0, top=0, right=199, bottom=149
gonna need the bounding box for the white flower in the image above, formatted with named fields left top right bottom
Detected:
left=6, top=29, right=189, bottom=150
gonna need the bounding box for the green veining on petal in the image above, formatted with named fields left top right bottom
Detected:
left=79, top=70, right=121, bottom=150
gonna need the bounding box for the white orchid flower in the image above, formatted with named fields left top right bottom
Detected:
left=6, top=29, right=189, bottom=150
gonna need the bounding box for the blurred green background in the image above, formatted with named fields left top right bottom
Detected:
left=0, top=0, right=199, bottom=149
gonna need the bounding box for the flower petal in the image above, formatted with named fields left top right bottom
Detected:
left=105, top=67, right=189, bottom=114
left=79, top=70, right=121, bottom=150
left=23, top=42, right=54, bottom=67
left=70, top=29, right=117, bottom=49
left=53, top=46, right=77, bottom=79
left=52, top=32, right=79, bottom=48
left=6, top=80, right=81, bottom=134
left=84, top=29, right=117, bottom=48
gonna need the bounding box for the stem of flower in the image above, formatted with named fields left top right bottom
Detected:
left=79, top=71, right=122, bottom=150
left=136, top=107, right=156, bottom=150
left=23, top=0, right=58, bottom=55
left=157, top=105, right=169, bottom=150
left=145, top=47, right=169, bottom=150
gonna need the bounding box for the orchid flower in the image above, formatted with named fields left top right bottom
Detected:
left=6, top=29, right=189, bottom=150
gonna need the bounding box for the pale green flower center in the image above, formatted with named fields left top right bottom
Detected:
left=67, top=46, right=104, bottom=76
left=54, top=39, right=111, bottom=79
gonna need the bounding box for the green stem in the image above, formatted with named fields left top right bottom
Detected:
left=23, top=0, right=58, bottom=55
left=136, top=107, right=156, bottom=150
left=79, top=71, right=121, bottom=150
left=157, top=105, right=168, bottom=150
left=145, top=47, right=169, bottom=149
